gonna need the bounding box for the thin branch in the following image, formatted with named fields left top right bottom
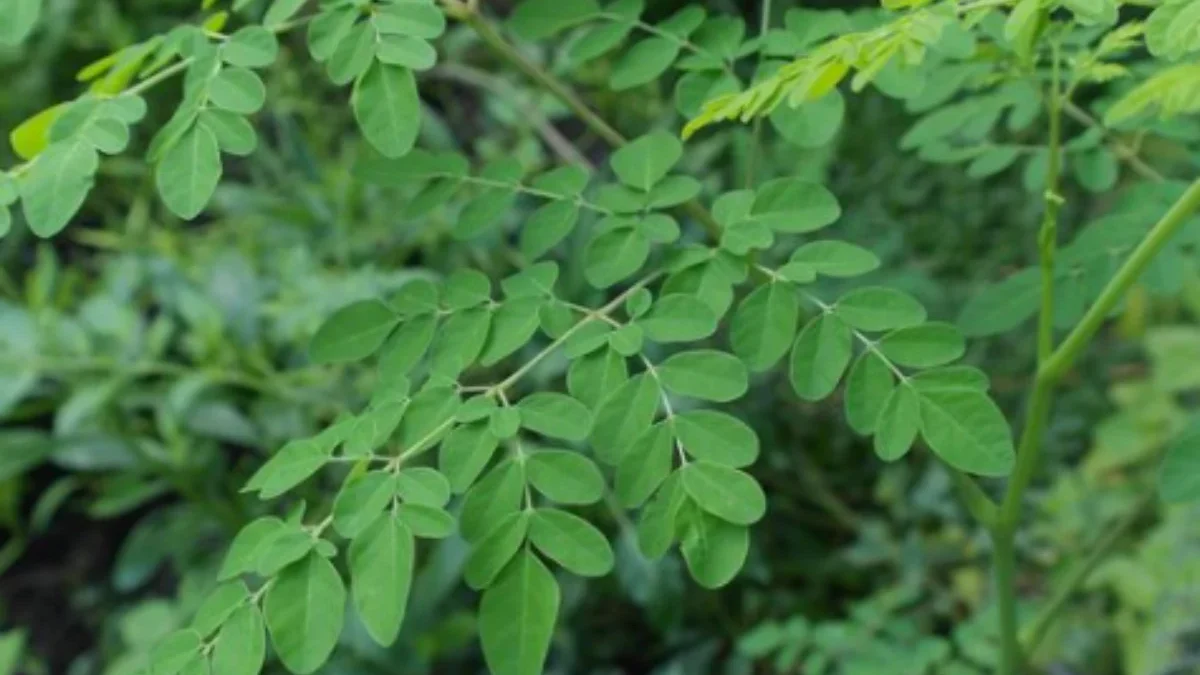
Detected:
left=428, top=63, right=594, bottom=169
left=1061, top=100, right=1167, bottom=183
left=1021, top=495, right=1153, bottom=653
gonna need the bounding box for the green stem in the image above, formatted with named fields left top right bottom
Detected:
left=1021, top=495, right=1152, bottom=653
left=745, top=0, right=774, bottom=188
left=994, top=530, right=1022, bottom=675
left=950, top=469, right=998, bottom=528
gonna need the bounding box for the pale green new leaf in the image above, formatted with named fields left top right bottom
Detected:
left=264, top=553, right=346, bottom=675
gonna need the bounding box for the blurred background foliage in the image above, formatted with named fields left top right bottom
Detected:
left=2, top=0, right=1200, bottom=674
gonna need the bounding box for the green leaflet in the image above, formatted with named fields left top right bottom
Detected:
left=673, top=409, right=759, bottom=467
left=878, top=323, right=966, bottom=368
left=680, top=509, right=749, bottom=589
left=529, top=508, right=615, bottom=576
left=917, top=387, right=1015, bottom=476
left=353, top=61, right=420, bottom=159
left=149, top=630, right=202, bottom=675
left=517, top=392, right=593, bottom=441
left=349, top=512, right=414, bottom=646
left=788, top=240, right=880, bottom=278
left=615, top=422, right=675, bottom=508
left=834, top=287, right=927, bottom=332
left=265, top=553, right=346, bottom=675
left=219, top=517, right=286, bottom=580
left=610, top=132, right=682, bottom=190
left=637, top=294, right=718, bottom=343
left=1159, top=421, right=1200, bottom=503
left=526, top=450, right=605, bottom=505
left=244, top=439, right=330, bottom=500
left=611, top=37, right=681, bottom=90
left=844, top=352, right=895, bottom=435
left=191, top=581, right=248, bottom=638
left=480, top=297, right=542, bottom=365
left=638, top=472, right=688, bottom=558
left=19, top=138, right=98, bottom=236
left=731, top=281, right=799, bottom=371
left=209, top=67, right=266, bottom=115
left=568, top=347, right=629, bottom=408
left=309, top=299, right=400, bottom=364
left=210, top=604, right=265, bottom=675
left=397, top=503, right=456, bottom=538
left=748, top=179, right=841, bottom=233
left=465, top=511, right=531, bottom=589
left=156, top=123, right=222, bottom=220
left=585, top=227, right=651, bottom=288
left=508, top=0, right=601, bottom=39
left=0, top=0, right=40, bottom=45
left=479, top=550, right=560, bottom=675
left=333, top=471, right=395, bottom=538
left=223, top=26, right=279, bottom=68
left=395, top=467, right=451, bottom=507
left=591, top=373, right=662, bottom=463
left=657, top=349, right=749, bottom=402
left=956, top=268, right=1040, bottom=337
left=439, top=422, right=501, bottom=493
left=680, top=460, right=766, bottom=525
left=789, top=313, right=852, bottom=401
left=874, top=384, right=920, bottom=461
left=460, top=460, right=525, bottom=541
left=430, top=307, right=491, bottom=377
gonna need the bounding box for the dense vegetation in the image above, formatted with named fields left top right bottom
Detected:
left=2, top=0, right=1200, bottom=673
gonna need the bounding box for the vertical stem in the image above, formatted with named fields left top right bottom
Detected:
left=993, top=37, right=1065, bottom=675
left=994, top=530, right=1022, bottom=675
